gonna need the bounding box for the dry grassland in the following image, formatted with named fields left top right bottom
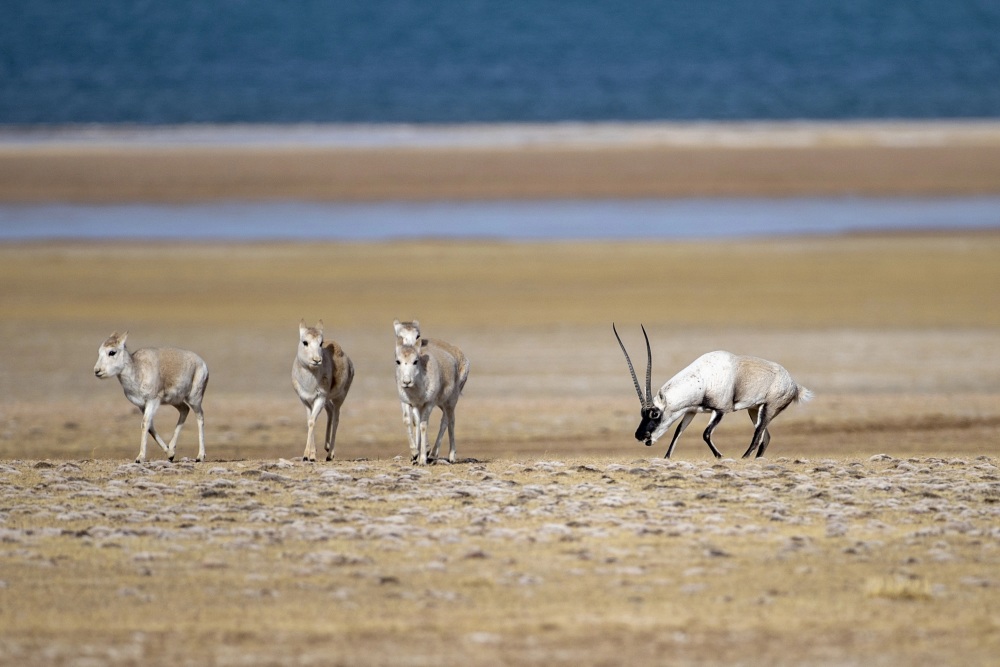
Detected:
left=1, top=232, right=999, bottom=665
left=2, top=455, right=1000, bottom=666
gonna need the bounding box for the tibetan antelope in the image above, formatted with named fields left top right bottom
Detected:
left=395, top=334, right=469, bottom=465
left=94, top=331, right=209, bottom=463
left=393, top=320, right=470, bottom=464
left=613, top=324, right=812, bottom=459
left=293, top=320, right=354, bottom=462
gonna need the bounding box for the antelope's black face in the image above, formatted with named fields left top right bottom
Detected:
left=635, top=407, right=662, bottom=445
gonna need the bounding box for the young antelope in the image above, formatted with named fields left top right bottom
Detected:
left=94, top=331, right=209, bottom=463
left=293, top=320, right=354, bottom=462
left=395, top=335, right=469, bottom=465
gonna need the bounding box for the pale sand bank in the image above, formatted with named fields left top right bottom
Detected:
left=5, top=120, right=1000, bottom=149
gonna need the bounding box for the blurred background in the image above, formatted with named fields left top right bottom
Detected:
left=2, top=1, right=1000, bottom=237
left=1, top=1, right=999, bottom=462
left=3, top=0, right=1000, bottom=124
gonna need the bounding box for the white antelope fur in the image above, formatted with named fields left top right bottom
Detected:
left=652, top=351, right=812, bottom=458
left=393, top=320, right=470, bottom=465
left=292, top=320, right=354, bottom=462
left=393, top=319, right=468, bottom=440
left=94, top=331, right=209, bottom=463
left=615, top=325, right=811, bottom=459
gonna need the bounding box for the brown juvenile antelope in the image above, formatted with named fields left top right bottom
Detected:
left=393, top=319, right=470, bottom=450
left=394, top=324, right=469, bottom=465
left=94, top=331, right=209, bottom=463
left=293, top=320, right=354, bottom=462
left=614, top=324, right=812, bottom=459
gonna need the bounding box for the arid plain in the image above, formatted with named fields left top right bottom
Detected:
left=1, top=125, right=1000, bottom=665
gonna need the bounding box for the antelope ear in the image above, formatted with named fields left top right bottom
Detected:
left=412, top=319, right=420, bottom=329
left=316, top=320, right=324, bottom=334
left=299, top=318, right=308, bottom=333
left=118, top=331, right=128, bottom=347
left=393, top=319, right=403, bottom=334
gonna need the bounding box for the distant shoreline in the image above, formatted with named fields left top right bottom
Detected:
left=4, top=119, right=1000, bottom=149
left=3, top=120, right=1000, bottom=202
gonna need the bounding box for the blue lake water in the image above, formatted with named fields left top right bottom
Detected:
left=2, top=198, right=998, bottom=242
left=4, top=1, right=1000, bottom=124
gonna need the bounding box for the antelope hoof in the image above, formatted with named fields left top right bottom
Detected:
left=644, top=439, right=653, bottom=447
left=326, top=454, right=333, bottom=462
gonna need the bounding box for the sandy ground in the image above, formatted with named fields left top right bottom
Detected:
left=0, top=233, right=997, bottom=665
left=2, top=454, right=1000, bottom=666
left=1, top=233, right=998, bottom=463
left=1, top=126, right=999, bottom=663
left=3, top=121, right=1000, bottom=201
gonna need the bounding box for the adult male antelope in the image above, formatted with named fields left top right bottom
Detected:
left=613, top=324, right=812, bottom=459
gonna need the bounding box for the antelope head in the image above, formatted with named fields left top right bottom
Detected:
left=613, top=323, right=662, bottom=446
left=298, top=319, right=325, bottom=368
left=395, top=343, right=426, bottom=389
left=94, top=330, right=129, bottom=379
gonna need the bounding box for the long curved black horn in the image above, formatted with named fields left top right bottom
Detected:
left=641, top=324, right=653, bottom=407
left=613, top=323, right=646, bottom=406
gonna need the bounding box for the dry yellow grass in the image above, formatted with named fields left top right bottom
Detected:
left=3, top=233, right=999, bottom=329
left=1, top=232, right=999, bottom=664
left=1, top=233, right=998, bottom=461
left=2, top=455, right=999, bottom=666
